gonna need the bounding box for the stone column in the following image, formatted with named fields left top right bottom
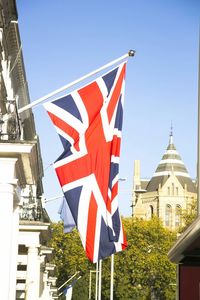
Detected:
left=9, top=197, right=20, bottom=299
left=0, top=157, right=18, bottom=300
left=26, top=246, right=40, bottom=300
left=41, top=270, right=51, bottom=300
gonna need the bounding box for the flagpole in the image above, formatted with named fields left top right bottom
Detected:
left=197, top=31, right=200, bottom=215
left=57, top=271, right=79, bottom=291
left=98, top=259, right=102, bottom=300
left=58, top=275, right=81, bottom=297
left=89, top=270, right=95, bottom=300
left=18, top=50, right=135, bottom=114
left=110, top=254, right=114, bottom=300
left=95, top=261, right=99, bottom=300
left=44, top=195, right=63, bottom=203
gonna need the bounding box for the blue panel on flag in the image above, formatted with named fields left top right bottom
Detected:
left=102, top=67, right=118, bottom=96
left=98, top=216, right=116, bottom=259
left=59, top=135, right=73, bottom=152
left=114, top=95, right=123, bottom=130
left=112, top=208, right=121, bottom=240
left=64, top=186, right=82, bottom=223
left=55, top=148, right=72, bottom=163
left=109, top=162, right=119, bottom=190
left=54, top=94, right=83, bottom=122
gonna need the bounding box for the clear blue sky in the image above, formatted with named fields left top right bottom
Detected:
left=16, top=0, right=199, bottom=220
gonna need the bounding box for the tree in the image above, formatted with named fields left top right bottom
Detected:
left=100, top=217, right=177, bottom=300
left=48, top=222, right=93, bottom=299
left=179, top=199, right=197, bottom=232
left=49, top=217, right=177, bottom=299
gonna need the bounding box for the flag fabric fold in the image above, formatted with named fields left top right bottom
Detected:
left=58, top=197, right=76, bottom=233
left=63, top=284, right=73, bottom=300
left=44, top=62, right=127, bottom=262
left=62, top=277, right=80, bottom=300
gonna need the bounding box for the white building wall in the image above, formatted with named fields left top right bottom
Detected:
left=0, top=2, right=57, bottom=299
left=0, top=157, right=19, bottom=299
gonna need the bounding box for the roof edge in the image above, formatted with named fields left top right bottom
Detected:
left=168, top=216, right=200, bottom=263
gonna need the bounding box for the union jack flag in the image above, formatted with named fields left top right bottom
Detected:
left=44, top=62, right=127, bottom=262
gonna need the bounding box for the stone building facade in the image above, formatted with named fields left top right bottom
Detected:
left=0, top=0, right=57, bottom=299
left=133, top=131, right=197, bottom=230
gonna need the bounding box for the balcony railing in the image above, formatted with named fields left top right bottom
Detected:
left=0, top=99, right=22, bottom=141
left=20, top=201, right=43, bottom=222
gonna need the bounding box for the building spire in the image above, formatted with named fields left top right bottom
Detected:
left=169, top=121, right=173, bottom=145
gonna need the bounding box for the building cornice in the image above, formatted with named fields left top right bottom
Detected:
left=19, top=221, right=50, bottom=232
left=0, top=141, right=42, bottom=186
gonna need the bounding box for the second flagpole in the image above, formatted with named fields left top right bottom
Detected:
left=197, top=33, right=200, bottom=215
left=98, top=260, right=102, bottom=300
left=110, top=254, right=114, bottom=300
left=95, top=261, right=99, bottom=300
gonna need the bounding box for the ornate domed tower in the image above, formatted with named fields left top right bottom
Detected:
left=133, top=129, right=197, bottom=230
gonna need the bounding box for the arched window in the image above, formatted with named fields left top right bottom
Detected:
left=167, top=187, right=170, bottom=195
left=149, top=205, right=153, bottom=218
left=172, top=183, right=175, bottom=195
left=147, top=205, right=154, bottom=220
left=175, top=205, right=182, bottom=227
left=165, top=204, right=172, bottom=227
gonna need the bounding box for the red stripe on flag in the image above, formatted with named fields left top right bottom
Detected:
left=106, top=182, right=118, bottom=213
left=78, top=81, right=104, bottom=125
left=86, top=193, right=98, bottom=261
left=111, top=181, right=118, bottom=202
left=55, top=154, right=91, bottom=186
left=111, top=135, right=121, bottom=157
left=122, top=225, right=128, bottom=250
left=107, top=64, right=126, bottom=122
left=47, top=111, right=80, bottom=151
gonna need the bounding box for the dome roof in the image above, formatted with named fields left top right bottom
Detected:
left=146, top=131, right=196, bottom=193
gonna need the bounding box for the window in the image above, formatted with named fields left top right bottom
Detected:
left=147, top=205, right=154, bottom=220
left=176, top=187, right=178, bottom=195
left=17, top=265, right=27, bottom=271
left=165, top=204, right=172, bottom=227
left=149, top=205, right=153, bottom=219
left=168, top=187, right=170, bottom=195
left=175, top=205, right=182, bottom=227
left=172, top=183, right=175, bottom=195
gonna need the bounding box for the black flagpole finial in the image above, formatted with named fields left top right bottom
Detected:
left=128, top=50, right=136, bottom=57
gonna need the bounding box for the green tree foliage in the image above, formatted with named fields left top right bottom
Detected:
left=100, top=217, right=177, bottom=300
left=49, top=217, right=177, bottom=300
left=48, top=222, right=93, bottom=299
left=179, top=199, right=197, bottom=232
